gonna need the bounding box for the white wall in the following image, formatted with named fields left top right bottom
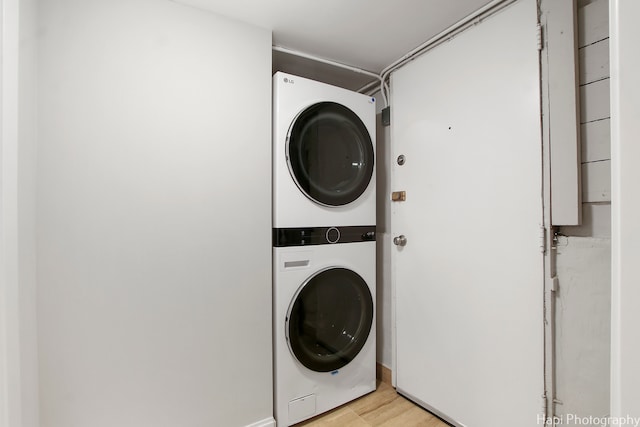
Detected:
left=37, top=1, right=273, bottom=426
left=555, top=236, right=611, bottom=418
left=18, top=0, right=39, bottom=425
left=1, top=0, right=22, bottom=425
left=610, top=0, right=640, bottom=418
left=373, top=94, right=392, bottom=369
left=1, top=0, right=39, bottom=425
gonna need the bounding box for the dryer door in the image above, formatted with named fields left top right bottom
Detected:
left=287, top=267, right=374, bottom=372
left=287, top=102, right=374, bottom=206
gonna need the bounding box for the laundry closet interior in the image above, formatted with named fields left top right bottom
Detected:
left=4, top=0, right=637, bottom=427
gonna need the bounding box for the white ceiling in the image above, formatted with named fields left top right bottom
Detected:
left=174, top=0, right=494, bottom=90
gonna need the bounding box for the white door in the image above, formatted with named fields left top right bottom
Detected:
left=391, top=1, right=544, bottom=426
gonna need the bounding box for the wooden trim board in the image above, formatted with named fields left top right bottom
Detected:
left=376, top=363, right=392, bottom=385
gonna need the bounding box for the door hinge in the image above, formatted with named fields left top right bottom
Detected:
left=539, top=226, right=547, bottom=254
left=537, top=23, right=543, bottom=51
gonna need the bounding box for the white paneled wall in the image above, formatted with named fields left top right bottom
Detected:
left=558, top=0, right=611, bottom=234
left=555, top=0, right=611, bottom=420
left=577, top=0, right=612, bottom=211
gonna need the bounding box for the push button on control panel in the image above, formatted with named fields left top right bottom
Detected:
left=361, top=231, right=376, bottom=241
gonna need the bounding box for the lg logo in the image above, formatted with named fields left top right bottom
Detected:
left=283, top=77, right=294, bottom=84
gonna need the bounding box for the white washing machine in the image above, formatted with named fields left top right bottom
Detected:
left=273, top=72, right=376, bottom=229
left=273, top=233, right=376, bottom=426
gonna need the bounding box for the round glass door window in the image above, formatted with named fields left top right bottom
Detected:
left=287, top=267, right=374, bottom=372
left=287, top=102, right=374, bottom=206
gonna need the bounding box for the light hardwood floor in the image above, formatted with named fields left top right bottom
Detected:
left=296, top=380, right=450, bottom=427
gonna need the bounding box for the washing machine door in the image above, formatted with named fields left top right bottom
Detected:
left=287, top=102, right=374, bottom=206
left=287, top=267, right=374, bottom=372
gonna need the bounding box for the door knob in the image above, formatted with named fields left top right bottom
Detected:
left=393, top=235, right=407, bottom=246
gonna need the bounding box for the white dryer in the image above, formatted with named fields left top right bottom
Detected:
left=273, top=230, right=376, bottom=426
left=273, top=72, right=376, bottom=228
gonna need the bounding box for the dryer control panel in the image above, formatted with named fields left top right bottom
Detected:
left=273, top=226, right=376, bottom=247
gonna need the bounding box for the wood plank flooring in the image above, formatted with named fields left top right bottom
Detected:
left=296, top=380, right=450, bottom=427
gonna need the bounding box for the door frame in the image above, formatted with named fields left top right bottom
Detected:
left=610, top=0, right=640, bottom=416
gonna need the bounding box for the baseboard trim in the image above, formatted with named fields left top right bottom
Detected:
left=244, top=416, right=276, bottom=427
left=376, top=363, right=392, bottom=385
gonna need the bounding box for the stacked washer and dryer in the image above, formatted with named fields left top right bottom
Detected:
left=272, top=72, right=377, bottom=426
